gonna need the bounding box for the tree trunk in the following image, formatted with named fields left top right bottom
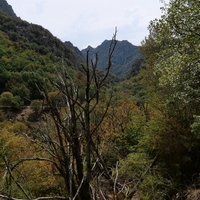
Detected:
left=79, top=180, right=91, bottom=200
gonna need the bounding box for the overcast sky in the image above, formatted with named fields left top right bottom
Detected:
left=7, top=0, right=167, bottom=50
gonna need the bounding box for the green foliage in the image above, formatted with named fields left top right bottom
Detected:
left=117, top=152, right=172, bottom=199
left=0, top=12, right=84, bottom=103
left=139, top=173, right=171, bottom=200
left=0, top=91, right=23, bottom=110
left=191, top=116, right=200, bottom=138
left=29, top=99, right=43, bottom=121
left=30, top=99, right=43, bottom=114
left=118, top=153, right=148, bottom=181
left=11, top=95, right=23, bottom=110
left=152, top=0, right=200, bottom=105
left=138, top=0, right=200, bottom=197
left=0, top=109, right=5, bottom=121
left=0, top=91, right=13, bottom=107
left=0, top=0, right=200, bottom=198
left=0, top=121, right=65, bottom=198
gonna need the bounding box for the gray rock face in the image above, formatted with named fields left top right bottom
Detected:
left=0, top=0, right=17, bottom=17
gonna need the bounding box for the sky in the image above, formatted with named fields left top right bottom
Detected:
left=7, top=0, right=167, bottom=50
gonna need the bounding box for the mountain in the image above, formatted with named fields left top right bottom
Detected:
left=65, top=41, right=84, bottom=63
left=1, top=0, right=142, bottom=78
left=81, top=40, right=143, bottom=77
left=0, top=0, right=16, bottom=17
left=0, top=9, right=84, bottom=103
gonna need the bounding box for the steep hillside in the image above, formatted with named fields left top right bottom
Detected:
left=0, top=11, right=84, bottom=106
left=0, top=13, right=84, bottom=66
left=81, top=40, right=143, bottom=77
left=0, top=0, right=16, bottom=16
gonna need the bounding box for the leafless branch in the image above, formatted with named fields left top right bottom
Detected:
left=127, top=153, right=159, bottom=198
left=0, top=194, right=66, bottom=200
left=3, top=155, right=31, bottom=200
left=113, top=161, right=119, bottom=196
left=10, top=157, right=56, bottom=171
left=72, top=177, right=84, bottom=200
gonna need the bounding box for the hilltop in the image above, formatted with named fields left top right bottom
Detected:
left=81, top=40, right=143, bottom=77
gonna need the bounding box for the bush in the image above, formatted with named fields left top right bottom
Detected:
left=0, top=92, right=23, bottom=111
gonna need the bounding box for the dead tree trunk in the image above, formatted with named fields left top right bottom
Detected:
left=2, top=29, right=118, bottom=200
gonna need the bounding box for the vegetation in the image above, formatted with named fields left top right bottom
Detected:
left=0, top=12, right=84, bottom=107
left=81, top=40, right=143, bottom=76
left=0, top=0, right=200, bottom=199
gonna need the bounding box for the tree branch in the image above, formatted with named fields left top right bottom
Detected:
left=3, top=156, right=31, bottom=200
left=10, top=157, right=56, bottom=171
left=0, top=195, right=66, bottom=200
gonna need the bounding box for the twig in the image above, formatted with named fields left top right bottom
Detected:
left=3, top=156, right=31, bottom=199
left=113, top=161, right=119, bottom=196
left=72, top=177, right=84, bottom=200
left=0, top=195, right=66, bottom=200
left=127, top=153, right=159, bottom=198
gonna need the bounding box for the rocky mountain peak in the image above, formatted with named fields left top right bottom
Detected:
left=0, top=0, right=16, bottom=17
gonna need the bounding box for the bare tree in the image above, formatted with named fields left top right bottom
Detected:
left=40, top=30, right=117, bottom=200
left=1, top=30, right=118, bottom=200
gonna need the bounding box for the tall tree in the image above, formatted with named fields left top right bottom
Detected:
left=140, top=0, right=200, bottom=190
left=1, top=31, right=117, bottom=200
left=40, top=31, right=117, bottom=200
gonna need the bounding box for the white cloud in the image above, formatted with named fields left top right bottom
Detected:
left=7, top=0, right=165, bottom=49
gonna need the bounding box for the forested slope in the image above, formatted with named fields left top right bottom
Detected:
left=0, top=0, right=200, bottom=199
left=0, top=12, right=84, bottom=107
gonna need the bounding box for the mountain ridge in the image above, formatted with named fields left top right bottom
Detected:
left=81, top=39, right=143, bottom=77
left=1, top=0, right=143, bottom=80
left=0, top=9, right=86, bottom=103
left=0, top=0, right=16, bottom=17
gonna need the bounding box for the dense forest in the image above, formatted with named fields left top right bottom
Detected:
left=0, top=0, right=200, bottom=199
